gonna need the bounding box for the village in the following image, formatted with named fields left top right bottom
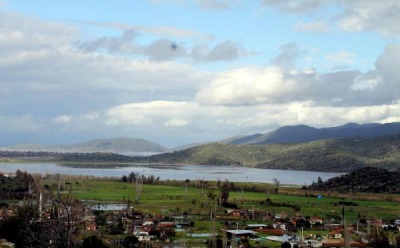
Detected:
left=1, top=171, right=399, bottom=247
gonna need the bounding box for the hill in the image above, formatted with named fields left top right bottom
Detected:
left=307, top=167, right=400, bottom=193
left=8, top=143, right=47, bottom=151
left=168, top=142, right=210, bottom=152
left=4, top=138, right=167, bottom=153
left=52, top=137, right=167, bottom=153
left=223, top=122, right=400, bottom=145
left=143, top=134, right=400, bottom=172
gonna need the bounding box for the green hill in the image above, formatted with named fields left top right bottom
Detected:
left=307, top=167, right=400, bottom=193
left=144, top=134, right=400, bottom=172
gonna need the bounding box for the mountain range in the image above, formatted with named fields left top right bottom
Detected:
left=3, top=122, right=400, bottom=154
left=140, top=134, right=400, bottom=172
left=221, top=122, right=400, bottom=145
left=5, top=137, right=167, bottom=153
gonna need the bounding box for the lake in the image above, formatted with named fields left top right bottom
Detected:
left=0, top=162, right=344, bottom=185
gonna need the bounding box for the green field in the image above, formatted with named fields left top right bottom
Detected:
left=59, top=180, right=400, bottom=223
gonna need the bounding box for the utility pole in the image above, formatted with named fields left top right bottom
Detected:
left=39, top=191, right=43, bottom=221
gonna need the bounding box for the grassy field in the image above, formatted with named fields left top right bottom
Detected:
left=58, top=180, right=400, bottom=223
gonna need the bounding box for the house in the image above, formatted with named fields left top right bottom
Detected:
left=44, top=212, right=51, bottom=219
left=256, top=228, right=285, bottom=236
left=228, top=210, right=242, bottom=217
left=304, top=240, right=322, bottom=248
left=273, top=222, right=286, bottom=230
left=142, top=221, right=154, bottom=227
left=157, top=222, right=176, bottom=228
left=135, top=232, right=152, bottom=241
left=84, top=215, right=96, bottom=222
left=85, top=223, right=97, bottom=231
left=328, top=230, right=342, bottom=239
left=310, top=217, right=324, bottom=225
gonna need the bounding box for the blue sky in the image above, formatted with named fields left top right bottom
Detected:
left=1, top=0, right=400, bottom=147
left=4, top=0, right=387, bottom=71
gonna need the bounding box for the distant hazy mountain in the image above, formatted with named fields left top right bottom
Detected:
left=5, top=138, right=167, bottom=153
left=51, top=138, right=167, bottom=153
left=8, top=143, right=47, bottom=150
left=222, top=122, right=400, bottom=145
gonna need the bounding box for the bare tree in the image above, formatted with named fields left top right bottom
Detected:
left=136, top=177, right=143, bottom=203
left=20, top=183, right=87, bottom=247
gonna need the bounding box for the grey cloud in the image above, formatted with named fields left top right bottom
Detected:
left=80, top=32, right=250, bottom=62
left=79, top=29, right=138, bottom=54
left=193, top=40, right=247, bottom=62
left=271, top=42, right=301, bottom=69
left=338, top=0, right=400, bottom=37
left=139, top=39, right=188, bottom=61
left=262, top=0, right=400, bottom=37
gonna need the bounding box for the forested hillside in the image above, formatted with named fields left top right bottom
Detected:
left=144, top=134, right=400, bottom=172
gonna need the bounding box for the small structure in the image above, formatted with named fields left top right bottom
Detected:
left=266, top=234, right=301, bottom=246
left=247, top=224, right=268, bottom=229
left=85, top=223, right=97, bottom=231
left=328, top=230, right=342, bottom=239
left=157, top=222, right=176, bottom=228
left=135, top=232, right=156, bottom=241
left=310, top=217, right=324, bottom=225
left=273, top=222, right=286, bottom=230
left=225, top=230, right=258, bottom=240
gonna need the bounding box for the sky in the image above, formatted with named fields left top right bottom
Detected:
left=1, top=0, right=400, bottom=148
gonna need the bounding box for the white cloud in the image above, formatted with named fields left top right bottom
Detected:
left=325, top=51, right=356, bottom=64
left=294, top=21, right=330, bottom=33
left=165, top=119, right=190, bottom=127
left=52, top=115, right=73, bottom=124
left=351, top=75, right=382, bottom=91
left=196, top=67, right=299, bottom=105
left=2, top=5, right=400, bottom=146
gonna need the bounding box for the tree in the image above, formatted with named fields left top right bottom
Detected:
left=5, top=184, right=86, bottom=247
left=185, top=179, right=190, bottom=200
left=221, top=180, right=230, bottom=205
left=81, top=235, right=109, bottom=248
left=274, top=178, right=280, bottom=194
left=207, top=189, right=217, bottom=204
left=121, top=235, right=139, bottom=247
left=121, top=175, right=127, bottom=182
left=394, top=234, right=400, bottom=248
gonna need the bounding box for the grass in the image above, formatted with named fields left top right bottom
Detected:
left=56, top=180, right=400, bottom=224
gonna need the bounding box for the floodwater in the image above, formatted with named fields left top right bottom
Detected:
left=0, top=162, right=344, bottom=185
